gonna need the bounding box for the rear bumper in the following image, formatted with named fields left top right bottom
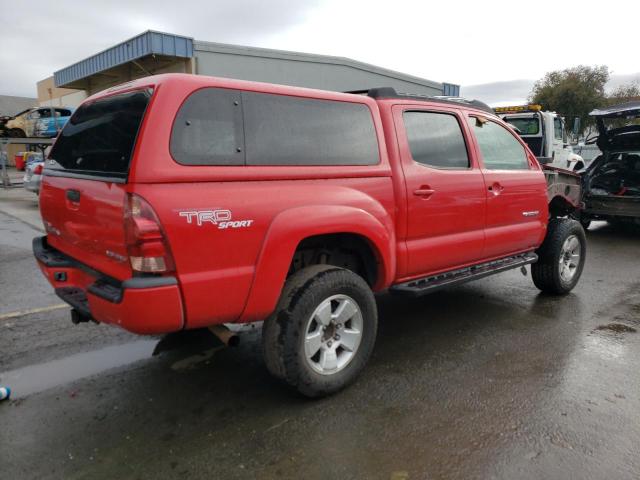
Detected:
left=33, top=236, right=184, bottom=334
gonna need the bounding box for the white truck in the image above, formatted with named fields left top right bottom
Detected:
left=496, top=105, right=585, bottom=171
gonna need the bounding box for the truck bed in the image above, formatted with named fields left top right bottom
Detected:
left=543, top=165, right=581, bottom=207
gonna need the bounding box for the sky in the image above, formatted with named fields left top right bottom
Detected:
left=1, top=0, right=638, bottom=104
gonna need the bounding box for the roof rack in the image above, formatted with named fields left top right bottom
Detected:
left=344, top=87, right=494, bottom=114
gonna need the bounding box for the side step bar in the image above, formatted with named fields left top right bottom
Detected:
left=390, top=252, right=538, bottom=297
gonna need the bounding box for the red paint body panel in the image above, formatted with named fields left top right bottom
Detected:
left=36, top=73, right=551, bottom=335
left=391, top=104, right=487, bottom=276
left=39, top=176, right=132, bottom=281
left=239, top=201, right=396, bottom=323
left=458, top=110, right=549, bottom=256
left=87, top=286, right=183, bottom=334
left=36, top=259, right=183, bottom=333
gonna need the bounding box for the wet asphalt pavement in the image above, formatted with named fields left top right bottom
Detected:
left=1, top=191, right=639, bottom=480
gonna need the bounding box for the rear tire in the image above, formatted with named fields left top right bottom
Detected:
left=262, top=265, right=377, bottom=397
left=532, top=218, right=586, bottom=295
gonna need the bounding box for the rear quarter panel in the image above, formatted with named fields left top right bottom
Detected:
left=135, top=178, right=395, bottom=328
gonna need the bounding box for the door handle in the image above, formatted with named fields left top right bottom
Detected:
left=66, top=189, right=81, bottom=202
left=413, top=186, right=435, bottom=198
left=487, top=182, right=504, bottom=195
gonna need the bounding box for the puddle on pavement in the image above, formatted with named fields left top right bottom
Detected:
left=584, top=332, right=629, bottom=361
left=0, top=329, right=230, bottom=399
left=0, top=340, right=158, bottom=398
left=594, top=323, right=637, bottom=334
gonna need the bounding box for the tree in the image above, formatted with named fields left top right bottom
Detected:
left=529, top=65, right=609, bottom=134
left=608, top=81, right=640, bottom=104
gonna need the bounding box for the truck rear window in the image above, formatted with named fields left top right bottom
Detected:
left=47, top=89, right=152, bottom=180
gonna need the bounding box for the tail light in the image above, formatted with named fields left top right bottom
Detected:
left=33, top=164, right=43, bottom=175
left=123, top=194, right=175, bottom=273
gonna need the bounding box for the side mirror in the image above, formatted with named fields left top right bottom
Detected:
left=572, top=117, right=581, bottom=135
left=537, top=156, right=553, bottom=165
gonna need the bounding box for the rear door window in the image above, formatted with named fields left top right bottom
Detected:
left=403, top=111, right=469, bottom=168
left=48, top=89, right=152, bottom=179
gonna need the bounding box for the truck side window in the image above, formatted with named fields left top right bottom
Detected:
left=171, top=88, right=245, bottom=166
left=403, top=111, right=469, bottom=168
left=554, top=117, right=563, bottom=140
left=469, top=118, right=529, bottom=170
left=242, top=92, right=379, bottom=166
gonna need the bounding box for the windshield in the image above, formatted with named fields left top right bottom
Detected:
left=48, top=89, right=152, bottom=179
left=503, top=116, right=540, bottom=135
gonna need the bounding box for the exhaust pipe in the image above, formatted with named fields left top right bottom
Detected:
left=208, top=325, right=240, bottom=347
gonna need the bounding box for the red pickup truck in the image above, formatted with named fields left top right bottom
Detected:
left=34, top=74, right=585, bottom=397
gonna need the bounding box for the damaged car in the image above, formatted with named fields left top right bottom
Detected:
left=3, top=107, right=73, bottom=138
left=581, top=102, right=640, bottom=228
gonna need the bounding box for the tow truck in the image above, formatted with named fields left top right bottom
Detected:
left=496, top=105, right=585, bottom=171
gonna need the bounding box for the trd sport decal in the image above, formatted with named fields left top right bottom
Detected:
left=178, top=209, right=254, bottom=229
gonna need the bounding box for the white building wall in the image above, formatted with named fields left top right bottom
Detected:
left=39, top=90, right=87, bottom=108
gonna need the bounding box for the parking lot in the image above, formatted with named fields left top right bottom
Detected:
left=1, top=180, right=638, bottom=479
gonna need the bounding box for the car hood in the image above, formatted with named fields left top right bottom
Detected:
left=591, top=101, right=640, bottom=118
left=590, top=101, right=640, bottom=151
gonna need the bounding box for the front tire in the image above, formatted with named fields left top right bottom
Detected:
left=262, top=265, right=377, bottom=397
left=532, top=218, right=586, bottom=294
